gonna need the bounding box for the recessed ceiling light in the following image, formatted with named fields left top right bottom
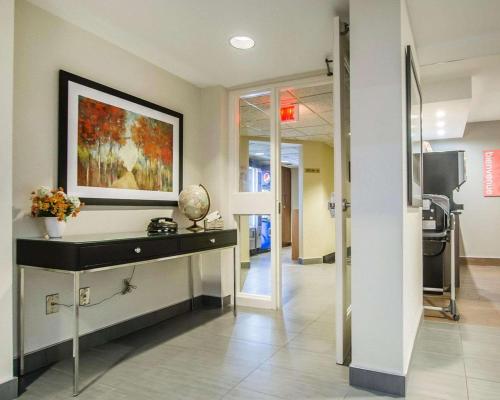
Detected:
left=436, top=120, right=445, bottom=128
left=437, top=129, right=445, bottom=136
left=230, top=36, right=255, bottom=50
left=255, top=152, right=265, bottom=156
left=435, top=110, right=446, bottom=118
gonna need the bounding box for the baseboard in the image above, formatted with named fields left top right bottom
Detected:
left=298, top=257, right=323, bottom=265
left=0, top=377, right=18, bottom=400
left=349, top=366, right=405, bottom=396
left=323, top=252, right=335, bottom=264
left=14, top=294, right=229, bottom=376
left=461, top=257, right=500, bottom=266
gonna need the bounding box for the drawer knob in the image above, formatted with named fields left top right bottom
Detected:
left=209, top=238, right=216, bottom=244
left=134, top=247, right=142, bottom=254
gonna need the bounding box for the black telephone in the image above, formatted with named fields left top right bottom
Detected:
left=147, top=217, right=178, bottom=234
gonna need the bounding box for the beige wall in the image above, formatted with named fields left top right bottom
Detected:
left=430, top=121, right=500, bottom=258
left=299, top=141, right=335, bottom=261
left=13, top=0, right=220, bottom=353
left=0, top=0, right=15, bottom=387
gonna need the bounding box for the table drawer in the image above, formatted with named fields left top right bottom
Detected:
left=179, top=231, right=236, bottom=253
left=79, top=238, right=178, bottom=268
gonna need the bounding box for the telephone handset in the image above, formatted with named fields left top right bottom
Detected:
left=147, top=217, right=178, bottom=234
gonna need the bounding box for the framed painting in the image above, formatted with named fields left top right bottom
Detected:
left=405, top=45, right=423, bottom=207
left=58, top=70, right=183, bottom=206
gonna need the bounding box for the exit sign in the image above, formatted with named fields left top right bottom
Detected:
left=280, top=104, right=298, bottom=123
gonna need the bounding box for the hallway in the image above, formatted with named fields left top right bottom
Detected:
left=18, top=262, right=500, bottom=399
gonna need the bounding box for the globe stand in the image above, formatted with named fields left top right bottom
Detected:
left=187, top=220, right=204, bottom=232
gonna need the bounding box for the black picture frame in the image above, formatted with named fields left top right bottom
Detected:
left=405, top=46, right=423, bottom=207
left=58, top=70, right=183, bottom=206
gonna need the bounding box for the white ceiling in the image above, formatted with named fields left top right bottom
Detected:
left=28, top=0, right=348, bottom=88
left=407, top=0, right=500, bottom=67
left=249, top=141, right=301, bottom=167
left=422, top=99, right=470, bottom=141
left=239, top=84, right=333, bottom=145
left=408, top=0, right=500, bottom=138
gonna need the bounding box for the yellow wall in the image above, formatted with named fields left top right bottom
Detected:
left=299, top=141, right=335, bottom=261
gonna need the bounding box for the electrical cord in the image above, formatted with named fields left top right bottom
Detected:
left=54, top=266, right=137, bottom=309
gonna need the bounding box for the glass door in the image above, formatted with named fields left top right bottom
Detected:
left=230, top=89, right=281, bottom=309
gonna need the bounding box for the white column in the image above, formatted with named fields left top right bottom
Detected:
left=350, top=0, right=422, bottom=386
left=0, top=0, right=15, bottom=390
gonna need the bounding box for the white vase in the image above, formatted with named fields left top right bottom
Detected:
left=44, top=217, right=66, bottom=238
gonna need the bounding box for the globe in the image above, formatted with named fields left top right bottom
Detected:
left=178, top=184, right=210, bottom=231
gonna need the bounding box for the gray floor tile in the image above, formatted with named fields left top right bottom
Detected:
left=462, top=339, right=500, bottom=361
left=238, top=364, right=350, bottom=399
left=413, top=335, right=463, bottom=356
left=344, top=386, right=396, bottom=399
left=266, top=347, right=348, bottom=383
left=422, top=320, right=459, bottom=332
left=222, top=387, right=284, bottom=400
left=467, top=377, right=500, bottom=400
left=460, top=324, right=500, bottom=337
left=465, top=357, right=500, bottom=383
left=406, top=370, right=468, bottom=400
left=286, top=332, right=336, bottom=354
left=410, top=351, right=466, bottom=377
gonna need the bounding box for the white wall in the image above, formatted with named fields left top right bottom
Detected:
left=299, top=141, right=335, bottom=260
left=199, top=86, right=233, bottom=297
left=401, top=0, right=423, bottom=373
left=430, top=121, right=500, bottom=258
left=0, top=0, right=15, bottom=387
left=13, top=0, right=225, bottom=354
left=350, top=0, right=422, bottom=378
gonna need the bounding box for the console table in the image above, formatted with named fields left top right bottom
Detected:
left=17, top=228, right=237, bottom=396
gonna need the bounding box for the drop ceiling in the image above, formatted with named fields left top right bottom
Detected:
left=27, top=0, right=349, bottom=88
left=239, top=84, right=333, bottom=146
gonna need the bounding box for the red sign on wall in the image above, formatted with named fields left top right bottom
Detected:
left=483, top=150, right=500, bottom=196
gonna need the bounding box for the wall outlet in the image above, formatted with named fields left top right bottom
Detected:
left=79, top=287, right=90, bottom=306
left=46, top=294, right=59, bottom=314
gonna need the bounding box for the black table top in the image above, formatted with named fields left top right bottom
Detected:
left=18, top=228, right=236, bottom=245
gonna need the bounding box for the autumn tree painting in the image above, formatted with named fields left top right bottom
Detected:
left=77, top=96, right=174, bottom=192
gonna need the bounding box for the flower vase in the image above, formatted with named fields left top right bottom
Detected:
left=44, top=217, right=66, bottom=238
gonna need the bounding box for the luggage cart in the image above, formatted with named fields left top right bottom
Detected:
left=422, top=195, right=460, bottom=321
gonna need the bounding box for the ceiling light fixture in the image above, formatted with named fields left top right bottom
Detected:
left=437, top=129, right=445, bottom=136
left=436, top=120, right=445, bottom=128
left=255, top=152, right=265, bottom=156
left=435, top=110, right=446, bottom=118
left=229, top=36, right=255, bottom=50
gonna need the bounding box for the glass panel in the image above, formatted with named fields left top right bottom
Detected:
left=239, top=214, right=271, bottom=296
left=239, top=92, right=271, bottom=192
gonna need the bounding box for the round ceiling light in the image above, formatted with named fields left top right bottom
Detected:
left=229, top=36, right=255, bottom=50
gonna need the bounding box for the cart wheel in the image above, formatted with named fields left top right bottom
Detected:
left=453, top=314, right=460, bottom=321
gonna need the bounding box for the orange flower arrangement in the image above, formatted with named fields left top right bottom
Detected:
left=31, top=187, right=83, bottom=221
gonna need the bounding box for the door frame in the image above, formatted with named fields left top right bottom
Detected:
left=228, top=75, right=334, bottom=310
left=333, top=16, right=352, bottom=365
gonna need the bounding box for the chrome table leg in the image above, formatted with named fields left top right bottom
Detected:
left=233, top=247, right=237, bottom=317
left=19, top=266, right=25, bottom=376
left=73, top=272, right=80, bottom=396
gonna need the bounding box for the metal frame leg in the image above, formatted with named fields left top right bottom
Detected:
left=189, top=255, right=195, bottom=310
left=449, top=215, right=459, bottom=320
left=73, top=272, right=80, bottom=396
left=233, top=247, right=237, bottom=317
left=19, top=267, right=25, bottom=376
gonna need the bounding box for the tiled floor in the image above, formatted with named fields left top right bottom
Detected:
left=18, top=263, right=500, bottom=399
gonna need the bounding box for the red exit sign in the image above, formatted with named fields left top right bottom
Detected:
left=280, top=104, right=298, bottom=123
